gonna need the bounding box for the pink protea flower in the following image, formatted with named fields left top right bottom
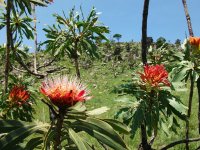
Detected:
left=138, top=64, right=171, bottom=90
left=9, top=85, right=30, bottom=106
left=40, top=76, right=91, bottom=108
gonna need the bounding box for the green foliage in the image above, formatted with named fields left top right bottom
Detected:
left=0, top=120, right=49, bottom=150
left=148, top=44, right=184, bottom=71
left=113, top=33, right=122, bottom=42
left=43, top=7, right=109, bottom=59
left=0, top=75, right=36, bottom=122
left=0, top=102, right=129, bottom=150
left=114, top=71, right=187, bottom=139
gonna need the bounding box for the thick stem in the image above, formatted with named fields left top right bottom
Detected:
left=73, top=40, right=81, bottom=79
left=186, top=72, right=194, bottom=150
left=182, top=1, right=195, bottom=149
left=54, top=108, right=65, bottom=150
left=139, top=123, right=151, bottom=150
left=182, top=0, right=194, bottom=37
left=4, top=0, right=12, bottom=94
left=141, top=0, right=150, bottom=65
left=197, top=77, right=200, bottom=134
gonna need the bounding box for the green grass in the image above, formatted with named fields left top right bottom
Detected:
left=33, top=60, right=200, bottom=150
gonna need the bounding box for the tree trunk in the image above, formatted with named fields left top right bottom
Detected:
left=74, top=57, right=80, bottom=79
left=182, top=1, right=195, bottom=149
left=74, top=41, right=81, bottom=79
left=182, top=0, right=194, bottom=37
left=32, top=4, right=38, bottom=74
left=141, top=0, right=150, bottom=65
left=140, top=1, right=151, bottom=148
left=4, top=0, right=12, bottom=94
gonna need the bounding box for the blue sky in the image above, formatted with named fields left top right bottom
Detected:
left=0, top=0, right=200, bottom=51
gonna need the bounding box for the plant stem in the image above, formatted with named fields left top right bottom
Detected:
left=186, top=72, right=194, bottom=150
left=197, top=77, right=200, bottom=134
left=54, top=108, right=65, bottom=150
left=139, top=123, right=151, bottom=150
left=182, top=1, right=195, bottom=149
left=141, top=0, right=150, bottom=65
left=4, top=0, right=12, bottom=94
left=161, top=137, right=200, bottom=150
left=74, top=57, right=80, bottom=79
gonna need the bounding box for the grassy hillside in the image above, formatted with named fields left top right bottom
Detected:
left=29, top=42, right=199, bottom=149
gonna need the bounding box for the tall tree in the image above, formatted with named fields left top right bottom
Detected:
left=113, top=33, right=122, bottom=43
left=141, top=0, right=150, bottom=65
left=32, top=4, right=38, bottom=74
left=1, top=0, right=51, bottom=93
left=4, top=0, right=12, bottom=94
left=43, top=8, right=109, bottom=78
left=140, top=0, right=151, bottom=149
left=182, top=0, right=194, bottom=37
left=32, top=0, right=53, bottom=74
left=182, top=0, right=195, bottom=149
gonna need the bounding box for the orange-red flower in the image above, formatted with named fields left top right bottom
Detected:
left=9, top=85, right=30, bottom=106
left=40, top=76, right=91, bottom=108
left=189, top=37, right=200, bottom=52
left=138, top=64, right=170, bottom=90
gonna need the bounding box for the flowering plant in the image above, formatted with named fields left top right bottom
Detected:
left=115, top=64, right=187, bottom=147
left=0, top=84, right=34, bottom=122
left=138, top=64, right=170, bottom=91
left=8, top=85, right=30, bottom=107
left=38, top=75, right=129, bottom=150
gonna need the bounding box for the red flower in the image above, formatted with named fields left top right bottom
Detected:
left=138, top=64, right=170, bottom=89
left=40, top=76, right=91, bottom=108
left=9, top=85, right=30, bottom=106
left=189, top=37, right=200, bottom=54
left=189, top=37, right=200, bottom=48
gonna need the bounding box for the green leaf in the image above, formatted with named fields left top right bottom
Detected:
left=68, top=128, right=88, bottom=150
left=130, top=106, right=144, bottom=138
left=171, top=66, right=191, bottom=82
left=0, top=122, right=49, bottom=150
left=69, top=102, right=86, bottom=112
left=103, top=119, right=131, bottom=134
left=25, top=136, right=43, bottom=150
left=0, top=120, right=28, bottom=133
left=167, top=96, right=187, bottom=119
left=86, top=107, right=109, bottom=116
left=72, top=117, right=128, bottom=150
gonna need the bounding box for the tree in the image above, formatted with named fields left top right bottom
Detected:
left=141, top=0, right=151, bottom=149
left=175, top=39, right=181, bottom=46
left=113, top=33, right=122, bottom=42
left=43, top=7, right=109, bottom=78
left=0, top=0, right=52, bottom=93
left=141, top=0, right=150, bottom=65
left=156, top=37, right=167, bottom=49
left=32, top=1, right=53, bottom=74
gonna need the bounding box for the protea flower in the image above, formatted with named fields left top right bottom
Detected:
left=138, top=64, right=170, bottom=90
left=189, top=37, right=200, bottom=53
left=9, top=85, right=30, bottom=106
left=40, top=76, right=91, bottom=108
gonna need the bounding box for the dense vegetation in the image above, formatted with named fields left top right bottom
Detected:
left=0, top=0, right=200, bottom=150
